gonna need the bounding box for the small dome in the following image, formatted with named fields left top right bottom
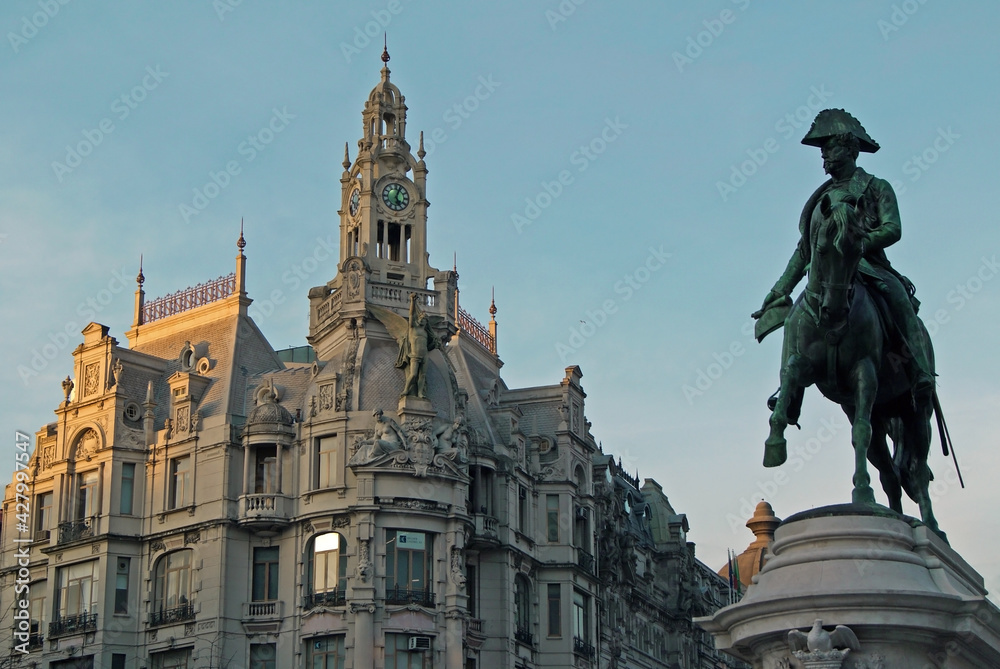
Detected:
left=247, top=401, right=294, bottom=427
left=246, top=383, right=293, bottom=428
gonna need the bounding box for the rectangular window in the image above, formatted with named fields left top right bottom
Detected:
left=385, top=633, right=432, bottom=669
left=546, top=495, right=560, bottom=542
left=306, top=635, right=346, bottom=669
left=170, top=456, right=192, bottom=508
left=252, top=547, right=280, bottom=601
left=29, top=582, right=45, bottom=640
left=151, top=648, right=191, bottom=669
left=56, top=561, right=98, bottom=618
left=77, top=470, right=100, bottom=519
left=573, top=590, right=590, bottom=643
left=254, top=446, right=278, bottom=494
left=36, top=491, right=53, bottom=538
left=120, top=463, right=135, bottom=515
left=115, top=557, right=131, bottom=614
left=518, top=486, right=528, bottom=532
left=385, top=530, right=432, bottom=605
left=112, top=654, right=126, bottom=669
left=317, top=435, right=338, bottom=488
left=250, top=643, right=276, bottom=669
left=466, top=565, right=476, bottom=615
left=547, top=584, right=561, bottom=637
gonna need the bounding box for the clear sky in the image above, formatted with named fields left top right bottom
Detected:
left=2, top=1, right=998, bottom=601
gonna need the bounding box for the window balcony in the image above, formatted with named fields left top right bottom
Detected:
left=57, top=519, right=93, bottom=545
left=573, top=636, right=596, bottom=659
left=469, top=513, right=500, bottom=548
left=49, top=612, right=98, bottom=638
left=242, top=600, right=285, bottom=634
left=26, top=632, right=44, bottom=651
left=243, top=600, right=284, bottom=620
left=304, top=589, right=346, bottom=609
left=237, top=493, right=291, bottom=532
left=385, top=586, right=435, bottom=607
left=515, top=626, right=534, bottom=646
left=148, top=602, right=195, bottom=627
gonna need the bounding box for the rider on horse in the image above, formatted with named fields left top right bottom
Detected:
left=755, top=109, right=935, bottom=396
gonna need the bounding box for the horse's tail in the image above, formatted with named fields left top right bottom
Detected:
left=932, top=391, right=964, bottom=488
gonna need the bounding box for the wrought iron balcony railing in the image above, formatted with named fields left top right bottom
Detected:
left=304, top=589, right=346, bottom=609
left=515, top=626, right=534, bottom=646
left=573, top=636, right=596, bottom=658
left=57, top=519, right=93, bottom=545
left=49, top=612, right=97, bottom=638
left=385, top=585, right=435, bottom=607
left=148, top=602, right=195, bottom=627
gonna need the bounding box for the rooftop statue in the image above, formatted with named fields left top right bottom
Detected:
left=751, top=109, right=955, bottom=540
left=368, top=293, right=445, bottom=399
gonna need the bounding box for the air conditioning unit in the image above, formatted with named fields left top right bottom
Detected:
left=407, top=635, right=432, bottom=651
left=575, top=507, right=588, bottom=519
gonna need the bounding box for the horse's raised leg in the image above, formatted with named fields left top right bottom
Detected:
left=851, top=359, right=878, bottom=506
left=765, top=354, right=807, bottom=467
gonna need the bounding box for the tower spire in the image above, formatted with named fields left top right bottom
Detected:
left=235, top=218, right=248, bottom=298
left=489, top=287, right=498, bottom=355
left=132, top=254, right=146, bottom=327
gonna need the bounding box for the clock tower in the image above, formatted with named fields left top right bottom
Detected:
left=307, top=48, right=457, bottom=362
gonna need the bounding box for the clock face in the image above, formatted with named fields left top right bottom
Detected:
left=349, top=189, right=360, bottom=217
left=381, top=182, right=409, bottom=211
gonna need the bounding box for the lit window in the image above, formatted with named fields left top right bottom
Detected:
left=120, top=463, right=135, bottom=515
left=307, top=533, right=347, bottom=606
left=56, top=561, right=98, bottom=618
left=153, top=550, right=193, bottom=619
left=169, top=456, right=192, bottom=508
left=77, top=470, right=100, bottom=519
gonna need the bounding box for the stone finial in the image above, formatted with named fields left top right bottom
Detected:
left=747, top=500, right=781, bottom=546
left=343, top=142, right=351, bottom=170
left=417, top=131, right=425, bottom=160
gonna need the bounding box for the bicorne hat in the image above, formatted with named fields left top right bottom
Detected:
left=801, top=109, right=880, bottom=153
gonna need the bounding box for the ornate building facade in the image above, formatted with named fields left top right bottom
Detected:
left=0, top=57, right=743, bottom=669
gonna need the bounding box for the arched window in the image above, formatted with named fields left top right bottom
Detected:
left=514, top=574, right=532, bottom=645
left=152, top=550, right=194, bottom=624
left=306, top=532, right=347, bottom=607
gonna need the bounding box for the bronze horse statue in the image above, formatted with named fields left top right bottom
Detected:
left=763, top=193, right=950, bottom=540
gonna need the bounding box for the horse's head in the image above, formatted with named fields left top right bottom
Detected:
left=811, top=193, right=866, bottom=326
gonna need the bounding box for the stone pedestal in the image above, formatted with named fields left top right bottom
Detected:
left=697, top=505, right=1000, bottom=668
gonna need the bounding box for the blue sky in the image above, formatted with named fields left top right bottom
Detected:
left=2, top=1, right=998, bottom=599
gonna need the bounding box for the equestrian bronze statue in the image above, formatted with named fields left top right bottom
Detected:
left=752, top=109, right=958, bottom=540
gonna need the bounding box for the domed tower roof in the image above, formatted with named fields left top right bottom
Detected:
left=245, top=382, right=294, bottom=437
left=361, top=43, right=408, bottom=149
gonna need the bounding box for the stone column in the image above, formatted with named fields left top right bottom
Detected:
left=350, top=601, right=376, bottom=669
left=242, top=444, right=251, bottom=495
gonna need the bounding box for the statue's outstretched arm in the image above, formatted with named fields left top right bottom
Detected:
left=772, top=244, right=808, bottom=297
